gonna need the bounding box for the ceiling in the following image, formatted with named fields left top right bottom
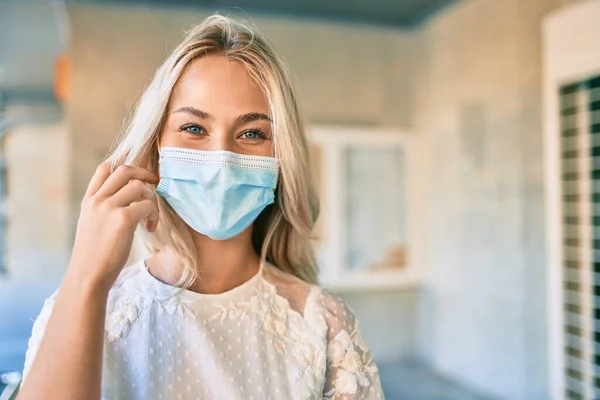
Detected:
left=74, top=0, right=456, bottom=27
left=0, top=0, right=455, bottom=107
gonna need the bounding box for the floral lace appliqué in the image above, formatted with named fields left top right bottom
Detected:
left=208, top=282, right=326, bottom=397
left=324, top=329, right=378, bottom=398
left=209, top=284, right=291, bottom=353
left=154, top=294, right=196, bottom=319
left=208, top=300, right=253, bottom=323
left=105, top=290, right=195, bottom=343
left=293, top=339, right=326, bottom=395
left=106, top=297, right=142, bottom=343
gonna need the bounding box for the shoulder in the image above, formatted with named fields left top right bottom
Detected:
left=25, top=286, right=59, bottom=356
left=96, top=261, right=146, bottom=315
left=30, top=261, right=147, bottom=329
left=312, top=288, right=354, bottom=319
left=22, top=262, right=146, bottom=380
left=262, top=264, right=360, bottom=334
left=262, top=263, right=318, bottom=315
left=104, top=260, right=151, bottom=309
left=308, top=287, right=362, bottom=337
left=104, top=261, right=154, bottom=342
left=110, top=260, right=147, bottom=291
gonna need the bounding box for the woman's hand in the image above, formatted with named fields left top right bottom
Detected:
left=17, top=162, right=159, bottom=400
left=68, top=162, right=160, bottom=292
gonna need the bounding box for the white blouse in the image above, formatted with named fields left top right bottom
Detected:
left=22, top=260, right=384, bottom=399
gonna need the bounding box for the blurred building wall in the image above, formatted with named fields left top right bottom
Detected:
left=0, top=2, right=68, bottom=279
left=5, top=120, right=71, bottom=280
left=65, top=3, right=419, bottom=362
left=415, top=0, right=581, bottom=398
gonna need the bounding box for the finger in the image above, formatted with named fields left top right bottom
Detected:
left=126, top=199, right=159, bottom=231
left=111, top=179, right=157, bottom=208
left=98, top=165, right=159, bottom=197
left=111, top=180, right=159, bottom=231
left=84, top=162, right=112, bottom=198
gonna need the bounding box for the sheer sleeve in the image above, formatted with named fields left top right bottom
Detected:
left=317, top=289, right=384, bottom=399
left=21, top=291, right=57, bottom=384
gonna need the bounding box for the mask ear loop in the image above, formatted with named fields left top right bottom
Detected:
left=155, top=144, right=163, bottom=190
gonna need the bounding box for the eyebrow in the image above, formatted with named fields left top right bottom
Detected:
left=236, top=112, right=272, bottom=124
left=173, top=106, right=272, bottom=124
left=173, top=106, right=211, bottom=120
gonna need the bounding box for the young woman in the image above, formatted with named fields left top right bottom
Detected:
left=18, top=15, right=384, bottom=400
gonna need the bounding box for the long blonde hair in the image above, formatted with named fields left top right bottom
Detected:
left=106, top=14, right=319, bottom=287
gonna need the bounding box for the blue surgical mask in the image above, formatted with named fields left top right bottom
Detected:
left=156, top=147, right=279, bottom=240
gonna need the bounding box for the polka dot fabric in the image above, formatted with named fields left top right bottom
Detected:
left=22, top=260, right=384, bottom=399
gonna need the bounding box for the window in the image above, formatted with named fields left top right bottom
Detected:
left=308, top=125, right=421, bottom=290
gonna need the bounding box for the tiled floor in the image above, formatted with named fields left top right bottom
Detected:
left=378, top=360, right=495, bottom=400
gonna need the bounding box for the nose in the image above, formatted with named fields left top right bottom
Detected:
left=205, top=128, right=235, bottom=152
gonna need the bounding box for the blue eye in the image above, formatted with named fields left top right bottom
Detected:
left=185, top=125, right=202, bottom=134
left=240, top=130, right=266, bottom=140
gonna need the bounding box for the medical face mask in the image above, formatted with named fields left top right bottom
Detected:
left=156, top=147, right=279, bottom=240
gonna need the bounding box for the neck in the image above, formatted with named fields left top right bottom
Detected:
left=148, top=227, right=262, bottom=295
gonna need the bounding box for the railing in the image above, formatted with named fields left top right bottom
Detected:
left=0, top=371, right=21, bottom=400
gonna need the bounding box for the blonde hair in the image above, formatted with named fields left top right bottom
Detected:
left=107, top=14, right=319, bottom=287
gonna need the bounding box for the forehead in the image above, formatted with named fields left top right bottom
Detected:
left=169, top=54, right=269, bottom=115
